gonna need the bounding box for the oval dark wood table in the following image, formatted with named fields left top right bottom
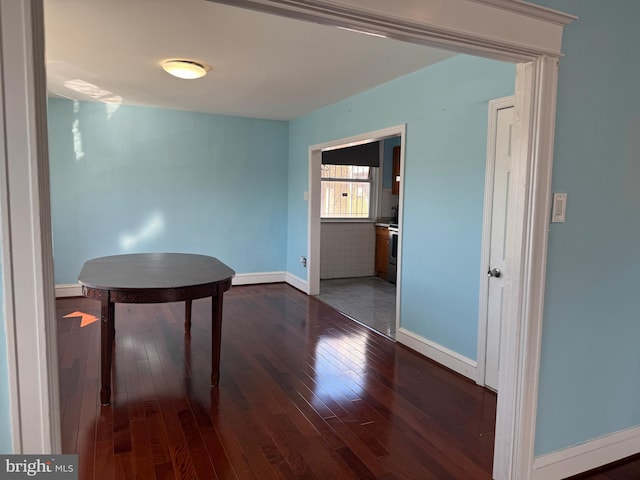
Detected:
left=78, top=253, right=235, bottom=405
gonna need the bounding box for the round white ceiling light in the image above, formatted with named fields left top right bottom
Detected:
left=162, top=60, right=208, bottom=80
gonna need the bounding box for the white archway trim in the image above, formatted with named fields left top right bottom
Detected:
left=492, top=56, right=559, bottom=480
left=211, top=0, right=576, bottom=61
left=0, top=0, right=60, bottom=453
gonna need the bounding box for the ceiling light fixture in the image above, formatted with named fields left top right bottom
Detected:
left=162, top=60, right=208, bottom=79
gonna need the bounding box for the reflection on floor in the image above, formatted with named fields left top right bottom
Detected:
left=317, top=276, right=396, bottom=338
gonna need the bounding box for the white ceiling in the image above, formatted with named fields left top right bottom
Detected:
left=44, top=0, right=455, bottom=121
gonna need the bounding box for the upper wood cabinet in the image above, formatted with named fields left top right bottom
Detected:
left=392, top=146, right=401, bottom=195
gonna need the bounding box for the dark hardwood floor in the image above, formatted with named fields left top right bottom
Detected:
left=56, top=283, right=639, bottom=479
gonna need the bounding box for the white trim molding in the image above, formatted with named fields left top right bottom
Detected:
left=396, top=328, right=477, bottom=381
left=0, top=0, right=60, bottom=453
left=532, top=425, right=640, bottom=480
left=232, top=271, right=286, bottom=286
left=285, top=272, right=308, bottom=293
left=492, top=56, right=560, bottom=480
left=55, top=284, right=82, bottom=298
left=468, top=0, right=577, bottom=26
left=209, top=0, right=576, bottom=60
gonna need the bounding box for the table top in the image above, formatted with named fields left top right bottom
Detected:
left=78, top=253, right=235, bottom=291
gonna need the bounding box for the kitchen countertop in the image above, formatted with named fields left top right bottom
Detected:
left=375, top=219, right=399, bottom=228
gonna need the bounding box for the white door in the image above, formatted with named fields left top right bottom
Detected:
left=484, top=105, right=514, bottom=391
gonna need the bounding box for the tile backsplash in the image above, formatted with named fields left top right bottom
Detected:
left=320, top=222, right=375, bottom=279
left=380, top=188, right=399, bottom=221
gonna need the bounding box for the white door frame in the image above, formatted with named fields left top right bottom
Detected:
left=3, top=1, right=573, bottom=479
left=0, top=0, right=60, bottom=453
left=477, top=95, right=516, bottom=389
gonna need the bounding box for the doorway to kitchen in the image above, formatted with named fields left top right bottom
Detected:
left=308, top=126, right=405, bottom=339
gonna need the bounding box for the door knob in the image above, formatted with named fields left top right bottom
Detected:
left=488, top=268, right=501, bottom=278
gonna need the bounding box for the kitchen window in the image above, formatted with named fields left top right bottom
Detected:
left=321, top=165, right=375, bottom=218
left=321, top=141, right=380, bottom=219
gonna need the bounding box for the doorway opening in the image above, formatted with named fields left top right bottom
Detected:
left=308, top=126, right=405, bottom=339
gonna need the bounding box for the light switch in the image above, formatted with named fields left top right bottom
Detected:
left=551, top=193, right=567, bottom=223
left=304, top=191, right=309, bottom=201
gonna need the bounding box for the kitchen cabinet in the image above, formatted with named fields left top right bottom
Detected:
left=375, top=226, right=389, bottom=279
left=392, top=146, right=401, bottom=195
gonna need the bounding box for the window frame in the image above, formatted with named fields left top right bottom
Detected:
left=320, top=164, right=380, bottom=220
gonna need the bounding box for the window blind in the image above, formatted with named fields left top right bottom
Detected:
left=321, top=141, right=380, bottom=167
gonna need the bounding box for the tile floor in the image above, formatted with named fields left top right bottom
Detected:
left=316, top=276, right=397, bottom=338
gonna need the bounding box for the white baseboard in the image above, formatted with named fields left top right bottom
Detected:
left=55, top=283, right=82, bottom=297
left=285, top=272, right=309, bottom=293
left=395, top=327, right=477, bottom=380
left=232, top=271, right=286, bottom=285
left=532, top=424, right=640, bottom=480
left=55, top=271, right=308, bottom=298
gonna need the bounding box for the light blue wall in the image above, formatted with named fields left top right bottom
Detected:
left=524, top=0, right=640, bottom=457
left=48, top=99, right=289, bottom=284
left=287, top=55, right=515, bottom=359
left=0, top=240, right=12, bottom=452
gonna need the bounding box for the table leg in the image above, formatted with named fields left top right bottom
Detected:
left=211, top=292, right=223, bottom=387
left=100, top=294, right=115, bottom=406
left=185, top=299, right=192, bottom=333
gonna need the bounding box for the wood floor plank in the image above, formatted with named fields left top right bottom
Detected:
left=129, top=418, right=155, bottom=479
left=175, top=404, right=216, bottom=479
left=56, top=286, right=638, bottom=480
left=93, top=439, right=114, bottom=480
left=144, top=400, right=172, bottom=466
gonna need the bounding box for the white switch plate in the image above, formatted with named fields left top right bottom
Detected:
left=304, top=191, right=309, bottom=201
left=551, top=193, right=567, bottom=223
